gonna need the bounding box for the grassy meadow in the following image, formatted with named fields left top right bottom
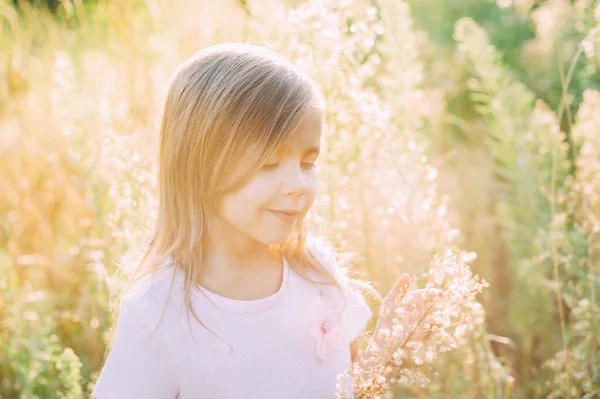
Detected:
left=1, top=0, right=599, bottom=397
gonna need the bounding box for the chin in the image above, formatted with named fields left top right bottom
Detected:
left=259, top=232, right=293, bottom=246
left=263, top=236, right=291, bottom=246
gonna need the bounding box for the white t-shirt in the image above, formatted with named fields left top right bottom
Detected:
left=92, top=245, right=372, bottom=399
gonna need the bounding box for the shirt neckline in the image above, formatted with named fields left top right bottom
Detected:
left=191, top=256, right=290, bottom=312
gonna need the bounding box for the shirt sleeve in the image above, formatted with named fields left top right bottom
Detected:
left=307, top=236, right=373, bottom=343
left=340, top=282, right=373, bottom=343
left=92, top=293, right=179, bottom=399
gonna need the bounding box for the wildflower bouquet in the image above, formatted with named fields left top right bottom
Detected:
left=337, top=249, right=488, bottom=399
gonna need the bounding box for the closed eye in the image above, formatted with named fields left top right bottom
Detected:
left=260, top=163, right=279, bottom=171
left=260, top=159, right=317, bottom=171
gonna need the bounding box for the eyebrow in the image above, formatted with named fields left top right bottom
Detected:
left=274, top=145, right=320, bottom=157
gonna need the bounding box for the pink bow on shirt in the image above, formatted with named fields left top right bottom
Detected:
left=309, top=296, right=345, bottom=362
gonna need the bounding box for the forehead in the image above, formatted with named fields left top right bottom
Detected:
left=276, top=108, right=323, bottom=154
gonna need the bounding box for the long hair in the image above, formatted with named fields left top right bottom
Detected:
left=114, top=43, right=352, bottom=344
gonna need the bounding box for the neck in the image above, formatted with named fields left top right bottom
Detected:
left=201, top=217, right=279, bottom=274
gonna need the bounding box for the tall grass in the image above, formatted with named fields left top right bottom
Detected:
left=1, top=0, right=599, bottom=398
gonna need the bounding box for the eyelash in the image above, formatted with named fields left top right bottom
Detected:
left=260, top=162, right=316, bottom=171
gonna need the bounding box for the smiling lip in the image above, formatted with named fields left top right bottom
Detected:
left=268, top=210, right=300, bottom=223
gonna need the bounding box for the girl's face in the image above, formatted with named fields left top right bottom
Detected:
left=216, top=107, right=323, bottom=247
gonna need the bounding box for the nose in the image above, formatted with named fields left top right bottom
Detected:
left=281, top=164, right=308, bottom=198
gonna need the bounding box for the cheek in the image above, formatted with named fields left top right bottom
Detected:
left=220, top=170, right=318, bottom=222
left=220, top=176, right=276, bottom=218
left=238, top=175, right=278, bottom=207
left=303, top=172, right=318, bottom=209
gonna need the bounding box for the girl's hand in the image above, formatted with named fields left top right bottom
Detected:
left=372, top=274, right=441, bottom=360
left=350, top=275, right=442, bottom=399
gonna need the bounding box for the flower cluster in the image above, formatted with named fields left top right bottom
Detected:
left=335, top=249, right=488, bottom=399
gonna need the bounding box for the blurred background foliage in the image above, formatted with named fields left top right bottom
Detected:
left=1, top=0, right=599, bottom=397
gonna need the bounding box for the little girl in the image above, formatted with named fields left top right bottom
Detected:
left=92, top=42, right=436, bottom=399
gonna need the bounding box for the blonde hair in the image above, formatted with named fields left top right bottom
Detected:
left=115, top=43, right=351, bottom=346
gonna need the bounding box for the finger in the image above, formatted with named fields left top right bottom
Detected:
left=408, top=329, right=430, bottom=342
left=425, top=288, right=443, bottom=308
left=391, top=274, right=412, bottom=301
left=402, top=289, right=429, bottom=306
left=400, top=289, right=439, bottom=318
left=410, top=320, right=434, bottom=341
left=380, top=275, right=412, bottom=316
left=394, top=273, right=411, bottom=290
left=382, top=274, right=411, bottom=305
left=409, top=288, right=442, bottom=306
left=425, top=329, right=432, bottom=340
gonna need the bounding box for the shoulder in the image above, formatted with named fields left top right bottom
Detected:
left=304, top=234, right=377, bottom=305
left=304, top=235, right=375, bottom=341
left=119, top=260, right=184, bottom=323
left=305, top=234, right=340, bottom=275
left=93, top=263, right=181, bottom=398
left=305, top=234, right=356, bottom=285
